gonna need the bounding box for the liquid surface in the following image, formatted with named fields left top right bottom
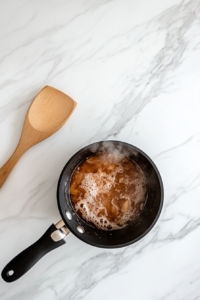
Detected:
left=70, top=153, right=147, bottom=230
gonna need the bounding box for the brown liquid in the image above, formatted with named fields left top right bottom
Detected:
left=70, top=153, right=147, bottom=230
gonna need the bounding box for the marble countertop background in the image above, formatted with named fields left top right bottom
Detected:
left=0, top=0, right=200, bottom=299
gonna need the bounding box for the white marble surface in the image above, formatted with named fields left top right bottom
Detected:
left=0, top=0, right=200, bottom=298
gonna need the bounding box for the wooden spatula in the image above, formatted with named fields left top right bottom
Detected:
left=0, top=86, right=77, bottom=188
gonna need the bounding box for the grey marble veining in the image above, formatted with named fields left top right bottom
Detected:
left=0, top=0, right=200, bottom=299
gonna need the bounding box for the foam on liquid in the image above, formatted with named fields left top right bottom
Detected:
left=70, top=153, right=147, bottom=230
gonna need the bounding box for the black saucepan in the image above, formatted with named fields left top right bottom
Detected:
left=2, top=141, right=164, bottom=282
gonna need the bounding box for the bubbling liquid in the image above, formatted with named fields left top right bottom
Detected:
left=70, top=153, right=147, bottom=230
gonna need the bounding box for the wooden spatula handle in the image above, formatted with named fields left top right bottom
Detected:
left=0, top=144, right=27, bottom=188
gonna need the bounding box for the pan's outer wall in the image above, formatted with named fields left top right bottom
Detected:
left=57, top=141, right=164, bottom=248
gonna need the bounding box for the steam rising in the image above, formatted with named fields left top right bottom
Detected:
left=90, top=141, right=138, bottom=160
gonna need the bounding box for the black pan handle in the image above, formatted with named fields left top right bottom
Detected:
left=1, top=224, right=66, bottom=283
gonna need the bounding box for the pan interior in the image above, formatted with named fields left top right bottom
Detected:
left=57, top=141, right=164, bottom=248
